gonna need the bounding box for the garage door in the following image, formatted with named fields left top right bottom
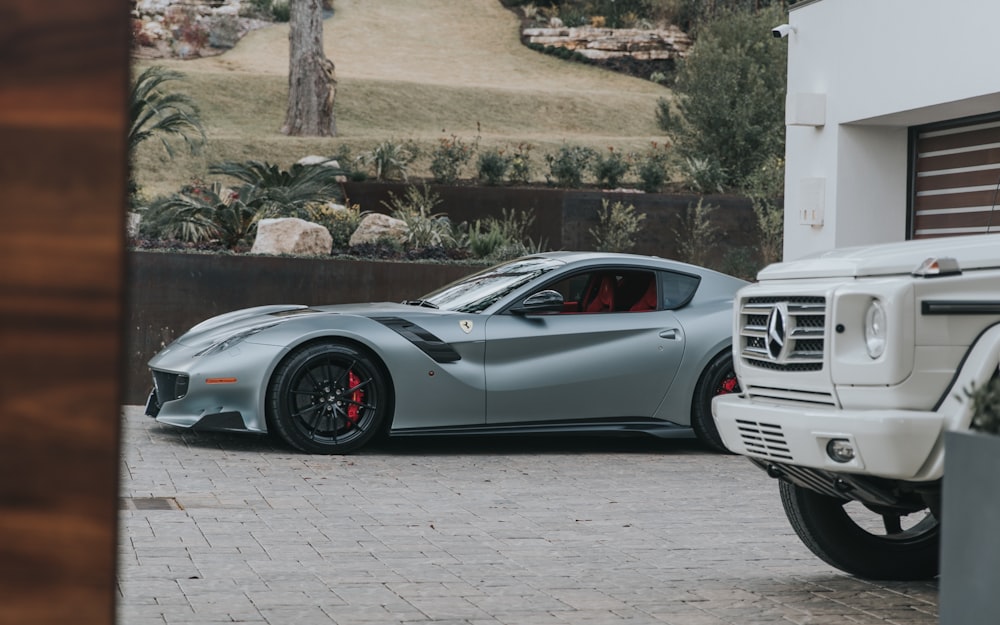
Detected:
left=911, top=116, right=1000, bottom=238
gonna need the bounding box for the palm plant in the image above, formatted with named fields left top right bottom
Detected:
left=128, top=66, right=206, bottom=204
left=209, top=160, right=346, bottom=212
left=129, top=66, right=206, bottom=155
left=143, top=182, right=258, bottom=249
left=359, top=140, right=419, bottom=182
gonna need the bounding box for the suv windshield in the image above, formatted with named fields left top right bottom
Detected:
left=418, top=256, right=564, bottom=313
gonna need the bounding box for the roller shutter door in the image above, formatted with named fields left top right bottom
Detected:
left=912, top=117, right=1000, bottom=238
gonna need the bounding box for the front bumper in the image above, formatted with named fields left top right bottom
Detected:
left=712, top=393, right=945, bottom=481
left=146, top=388, right=251, bottom=432
left=144, top=340, right=286, bottom=433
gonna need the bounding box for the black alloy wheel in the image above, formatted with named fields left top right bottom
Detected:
left=267, top=342, right=390, bottom=454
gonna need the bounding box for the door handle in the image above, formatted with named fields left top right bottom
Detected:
left=659, top=329, right=680, bottom=340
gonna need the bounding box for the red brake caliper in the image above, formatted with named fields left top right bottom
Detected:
left=346, top=371, right=363, bottom=426
left=717, top=375, right=738, bottom=395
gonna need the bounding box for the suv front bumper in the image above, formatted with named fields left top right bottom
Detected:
left=712, top=394, right=945, bottom=481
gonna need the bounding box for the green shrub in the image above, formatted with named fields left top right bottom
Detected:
left=360, top=139, right=419, bottom=182
left=468, top=219, right=511, bottom=259
left=477, top=148, right=512, bottom=186
left=382, top=184, right=455, bottom=249
left=591, top=147, right=631, bottom=189
left=271, top=1, right=290, bottom=22
left=429, top=134, right=475, bottom=184
left=679, top=156, right=727, bottom=194
left=308, top=202, right=364, bottom=249
left=744, top=154, right=785, bottom=266
left=670, top=5, right=788, bottom=191
left=589, top=0, right=651, bottom=28
left=590, top=199, right=646, bottom=253
left=635, top=142, right=671, bottom=193
left=508, top=143, right=534, bottom=184
left=668, top=0, right=786, bottom=36
left=655, top=97, right=674, bottom=133
left=673, top=198, right=719, bottom=266
left=545, top=144, right=596, bottom=189
left=467, top=208, right=542, bottom=260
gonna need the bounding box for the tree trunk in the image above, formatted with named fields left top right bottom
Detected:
left=282, top=0, right=337, bottom=136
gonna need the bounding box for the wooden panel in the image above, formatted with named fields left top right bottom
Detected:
left=0, top=2, right=127, bottom=624
left=913, top=119, right=1000, bottom=237
left=918, top=125, right=1000, bottom=153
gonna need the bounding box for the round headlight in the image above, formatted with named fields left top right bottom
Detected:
left=864, top=299, right=887, bottom=359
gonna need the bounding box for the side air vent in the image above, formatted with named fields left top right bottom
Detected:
left=371, top=317, right=462, bottom=363
left=735, top=419, right=792, bottom=461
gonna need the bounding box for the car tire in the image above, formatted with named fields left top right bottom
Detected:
left=266, top=341, right=390, bottom=454
left=779, top=480, right=939, bottom=580
left=691, top=350, right=738, bottom=453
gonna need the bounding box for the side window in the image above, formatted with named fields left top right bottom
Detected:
left=542, top=269, right=658, bottom=313
left=659, top=271, right=700, bottom=309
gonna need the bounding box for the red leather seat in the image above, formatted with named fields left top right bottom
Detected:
left=629, top=279, right=657, bottom=312
left=583, top=275, right=616, bottom=313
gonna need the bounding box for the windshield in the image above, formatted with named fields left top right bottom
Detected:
left=418, top=256, right=564, bottom=313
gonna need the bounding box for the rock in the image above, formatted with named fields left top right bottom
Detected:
left=349, top=213, right=408, bottom=247
left=297, top=155, right=347, bottom=182
left=126, top=212, right=142, bottom=238
left=252, top=217, right=333, bottom=256
left=131, top=0, right=267, bottom=59
left=297, top=155, right=339, bottom=167
left=522, top=25, right=692, bottom=61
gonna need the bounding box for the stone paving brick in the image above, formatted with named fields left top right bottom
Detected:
left=119, top=406, right=939, bottom=624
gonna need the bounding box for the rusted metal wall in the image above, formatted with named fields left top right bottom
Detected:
left=125, top=253, right=484, bottom=403
left=343, top=182, right=760, bottom=262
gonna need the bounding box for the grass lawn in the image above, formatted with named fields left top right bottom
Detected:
left=133, top=0, right=675, bottom=198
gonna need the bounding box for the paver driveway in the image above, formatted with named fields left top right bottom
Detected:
left=118, top=406, right=938, bottom=624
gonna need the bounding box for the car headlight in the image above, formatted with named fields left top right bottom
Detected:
left=196, top=324, right=277, bottom=357
left=864, top=299, right=887, bottom=359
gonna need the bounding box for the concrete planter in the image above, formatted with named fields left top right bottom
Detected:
left=939, top=430, right=1000, bottom=623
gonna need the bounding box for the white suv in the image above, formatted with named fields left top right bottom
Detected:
left=713, top=233, right=1000, bottom=580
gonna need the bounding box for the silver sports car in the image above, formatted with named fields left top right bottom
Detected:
left=145, top=252, right=746, bottom=454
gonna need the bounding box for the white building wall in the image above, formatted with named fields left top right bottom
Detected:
left=782, top=0, right=1000, bottom=260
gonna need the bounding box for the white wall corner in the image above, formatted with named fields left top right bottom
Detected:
left=786, top=92, right=826, bottom=127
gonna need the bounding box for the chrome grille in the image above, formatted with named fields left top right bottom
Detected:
left=739, top=296, right=825, bottom=371
left=735, top=419, right=792, bottom=461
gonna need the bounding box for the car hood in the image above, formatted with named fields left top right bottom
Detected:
left=758, top=233, right=1000, bottom=280
left=173, top=302, right=425, bottom=349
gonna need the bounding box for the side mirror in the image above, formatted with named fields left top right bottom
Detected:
left=511, top=289, right=564, bottom=315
